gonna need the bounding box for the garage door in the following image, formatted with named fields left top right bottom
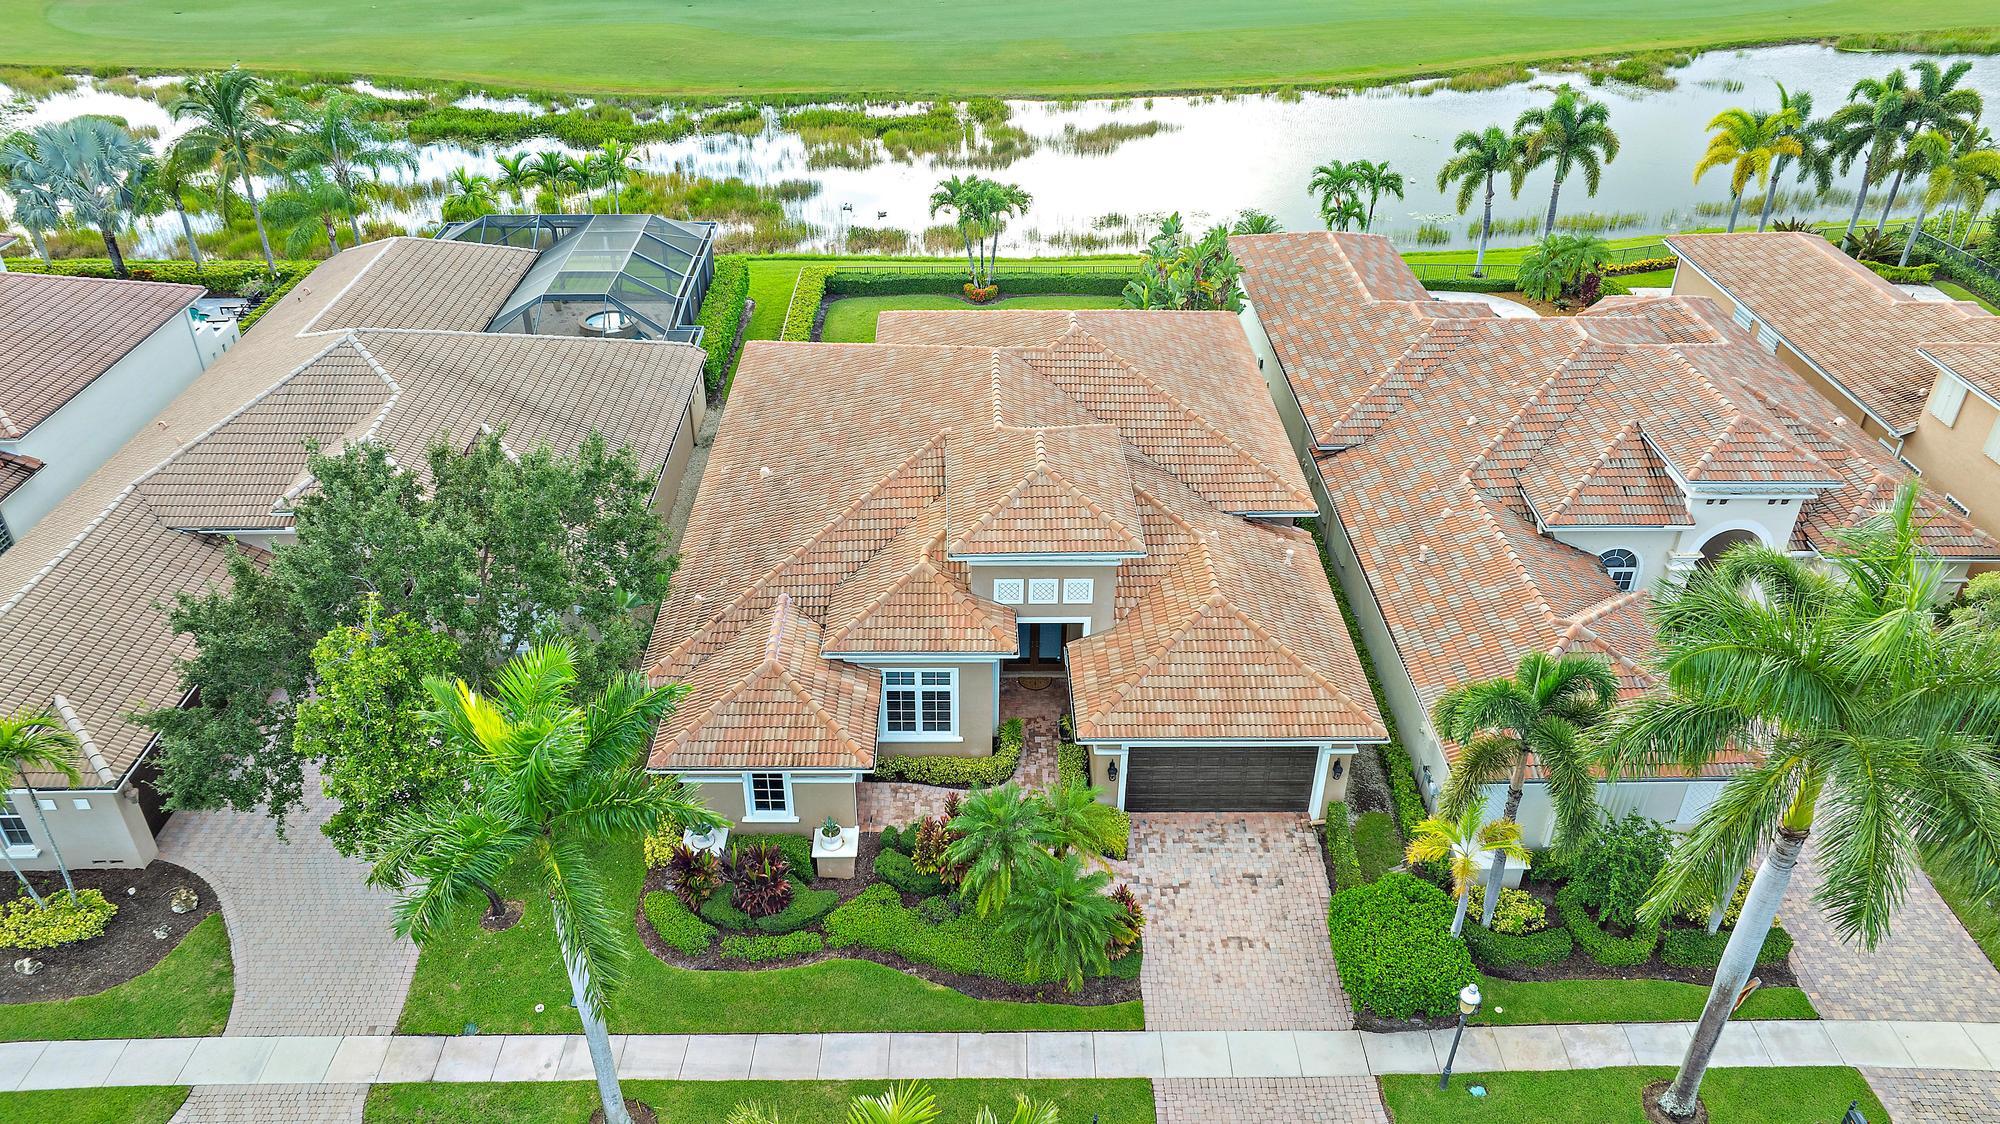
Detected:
left=1123, top=746, right=1318, bottom=812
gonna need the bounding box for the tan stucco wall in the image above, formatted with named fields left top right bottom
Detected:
left=966, top=566, right=1116, bottom=635
left=649, top=398, right=700, bottom=516
left=1906, top=390, right=2000, bottom=542
left=4, top=785, right=157, bottom=870
left=1319, top=749, right=1353, bottom=809
left=680, top=774, right=859, bottom=835
left=856, top=659, right=999, bottom=758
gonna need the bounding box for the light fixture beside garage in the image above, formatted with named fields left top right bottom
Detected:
left=1107, top=759, right=1119, bottom=781
left=1331, top=758, right=1344, bottom=781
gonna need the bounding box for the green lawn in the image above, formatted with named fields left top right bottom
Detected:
left=1381, top=1066, right=1887, bottom=1123
left=397, top=836, right=1141, bottom=1035
left=0, top=913, right=233, bottom=1042
left=366, top=1079, right=1154, bottom=1123
left=1353, top=811, right=1404, bottom=882
left=1935, top=279, right=2000, bottom=314
left=0, top=1086, right=188, bottom=1124
left=2, top=2, right=1990, bottom=97
left=1613, top=268, right=1677, bottom=289
left=1926, top=854, right=2000, bottom=972
left=1475, top=974, right=1818, bottom=1026
left=820, top=293, right=1126, bottom=343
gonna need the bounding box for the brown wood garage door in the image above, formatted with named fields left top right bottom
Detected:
left=1123, top=746, right=1317, bottom=812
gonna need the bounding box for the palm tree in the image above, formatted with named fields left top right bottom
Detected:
left=844, top=1083, right=940, bottom=1124
left=1229, top=209, right=1283, bottom=234
left=1349, top=159, right=1405, bottom=232
left=3, top=181, right=62, bottom=264
left=263, top=170, right=355, bottom=256
left=1829, top=68, right=1912, bottom=243
left=143, top=149, right=214, bottom=267
left=1924, top=132, right=2000, bottom=248
left=529, top=150, right=572, bottom=211
left=1515, top=232, right=1612, bottom=305
left=1433, top=650, right=1617, bottom=925
left=983, top=181, right=1031, bottom=286
left=1514, top=85, right=1621, bottom=237
left=564, top=154, right=596, bottom=212
left=1405, top=795, right=1528, bottom=936
left=1875, top=60, right=1986, bottom=232
left=494, top=152, right=537, bottom=213
left=1694, top=106, right=1803, bottom=233
left=1308, top=159, right=1359, bottom=228
left=1596, top=481, right=2000, bottom=1122
left=998, top=851, right=1131, bottom=991
left=1, top=118, right=148, bottom=276
left=593, top=140, right=639, bottom=214
left=369, top=643, right=722, bottom=1124
left=279, top=92, right=415, bottom=243
left=1320, top=196, right=1366, bottom=233
left=441, top=168, right=499, bottom=224
left=0, top=711, right=85, bottom=904
left=1035, top=782, right=1122, bottom=864
left=946, top=784, right=1055, bottom=917
left=1757, top=84, right=1818, bottom=231
left=1892, top=129, right=1957, bottom=265
left=1436, top=125, right=1524, bottom=277
left=171, top=67, right=284, bottom=276
left=929, top=174, right=991, bottom=288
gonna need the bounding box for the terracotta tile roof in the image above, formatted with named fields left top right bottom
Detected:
left=0, top=271, right=202, bottom=437
left=1520, top=423, right=1692, bottom=528
left=0, top=451, right=45, bottom=503
left=303, top=237, right=536, bottom=333
left=648, top=311, right=1383, bottom=770
left=1920, top=342, right=2000, bottom=405
left=1666, top=232, right=2000, bottom=433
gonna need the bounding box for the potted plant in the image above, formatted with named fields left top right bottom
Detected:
left=819, top=816, right=842, bottom=844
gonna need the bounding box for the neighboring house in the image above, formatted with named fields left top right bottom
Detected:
left=645, top=310, right=1386, bottom=833
left=0, top=237, right=708, bottom=871
left=1233, top=232, right=1998, bottom=846
left=1667, top=232, right=2000, bottom=546
left=0, top=271, right=238, bottom=548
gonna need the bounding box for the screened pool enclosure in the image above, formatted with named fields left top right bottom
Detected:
left=439, top=214, right=718, bottom=344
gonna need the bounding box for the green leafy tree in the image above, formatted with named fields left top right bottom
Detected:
left=1758, top=84, right=1819, bottom=231
left=0, top=712, right=84, bottom=905
left=171, top=67, right=284, bottom=275
left=1433, top=650, right=1616, bottom=925
left=293, top=595, right=461, bottom=860
left=999, top=851, right=1132, bottom=991
left=494, top=151, right=537, bottom=213
left=1595, top=481, right=2000, bottom=1121
left=138, top=148, right=215, bottom=267
left=945, top=784, right=1054, bottom=917
left=1894, top=129, right=1960, bottom=264
left=1404, top=794, right=1526, bottom=936
left=929, top=174, right=988, bottom=287
left=1435, top=125, right=1525, bottom=277
left=263, top=169, right=357, bottom=256
left=441, top=167, right=498, bottom=223
left=1693, top=106, right=1803, bottom=232
left=1951, top=571, right=2000, bottom=628
left=1875, top=59, right=1984, bottom=232
left=593, top=140, right=639, bottom=214
left=1514, top=85, right=1620, bottom=237
left=1229, top=209, right=1283, bottom=234
left=1829, top=67, right=1913, bottom=244
left=369, top=642, right=721, bottom=1124
left=1308, top=159, right=1359, bottom=229
left=1122, top=213, right=1242, bottom=312
left=1925, top=129, right=2000, bottom=248
left=529, top=150, right=571, bottom=211
left=0, top=117, right=149, bottom=275
left=2, top=179, right=62, bottom=264
left=1348, top=159, right=1405, bottom=232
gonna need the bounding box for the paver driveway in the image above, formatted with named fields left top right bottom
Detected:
left=1121, top=813, right=1351, bottom=1032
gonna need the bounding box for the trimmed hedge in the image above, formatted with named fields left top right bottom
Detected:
left=698, top=892, right=752, bottom=931
left=753, top=886, right=840, bottom=934
left=1605, top=256, right=1678, bottom=277
left=873, top=717, right=1024, bottom=786
left=824, top=268, right=1130, bottom=299
left=872, top=847, right=945, bottom=896
left=780, top=264, right=835, bottom=341
left=1381, top=745, right=1428, bottom=838
left=238, top=269, right=311, bottom=332
left=718, top=930, right=825, bottom=962
left=1423, top=275, right=1520, bottom=293
left=693, top=254, right=749, bottom=392
left=1659, top=924, right=1794, bottom=968
left=1056, top=741, right=1088, bottom=787
left=642, top=891, right=718, bottom=955
left=1863, top=260, right=1938, bottom=283
left=1558, top=883, right=1660, bottom=967
left=1326, top=873, right=1475, bottom=1020
left=1463, top=919, right=1575, bottom=968
left=824, top=882, right=1047, bottom=983
left=3, top=256, right=312, bottom=293
left=1322, top=802, right=1365, bottom=892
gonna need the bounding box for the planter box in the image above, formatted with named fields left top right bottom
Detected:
left=812, top=826, right=860, bottom=879
left=683, top=825, right=730, bottom=856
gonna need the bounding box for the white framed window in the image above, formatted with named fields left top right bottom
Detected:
left=1061, top=577, right=1094, bottom=604
left=1599, top=548, right=1640, bottom=592
left=744, top=771, right=793, bottom=821
left=1986, top=418, right=2000, bottom=465
left=882, top=668, right=958, bottom=739
left=1931, top=372, right=1969, bottom=426
left=70, top=798, right=91, bottom=811
left=0, top=814, right=30, bottom=848
left=991, top=578, right=1025, bottom=605
left=1027, top=578, right=1059, bottom=604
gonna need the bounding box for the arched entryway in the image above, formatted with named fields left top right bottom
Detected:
left=1698, top=528, right=1762, bottom=567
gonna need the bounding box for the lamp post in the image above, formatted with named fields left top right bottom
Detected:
left=1438, top=982, right=1483, bottom=1090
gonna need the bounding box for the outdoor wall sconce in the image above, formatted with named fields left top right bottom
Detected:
left=1331, top=758, right=1344, bottom=780
left=1107, top=759, right=1119, bottom=781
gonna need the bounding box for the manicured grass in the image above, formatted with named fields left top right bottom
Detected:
left=820, top=293, right=1126, bottom=343
left=0, top=1086, right=189, bottom=1124
left=1935, top=279, right=2000, bottom=314
left=1613, top=268, right=1677, bottom=289
left=1353, top=810, right=1405, bottom=883
left=0, top=2, right=1984, bottom=97
left=1381, top=1066, right=1887, bottom=1123
left=0, top=913, right=233, bottom=1042
left=1475, top=974, right=1818, bottom=1026
left=396, top=836, right=1141, bottom=1035
left=1926, top=854, right=2000, bottom=972
left=366, top=1079, right=1155, bottom=1123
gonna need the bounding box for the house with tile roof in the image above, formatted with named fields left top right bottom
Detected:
left=0, top=271, right=238, bottom=549
left=1667, top=232, right=2000, bottom=547
left=646, top=310, right=1386, bottom=831
left=1233, top=231, right=1999, bottom=848
left=0, top=237, right=707, bottom=871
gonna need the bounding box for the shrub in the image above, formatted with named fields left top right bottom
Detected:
left=718, top=931, right=824, bottom=963
left=753, top=886, right=840, bottom=934
left=779, top=264, right=834, bottom=341
left=1101, top=808, right=1131, bottom=860
left=824, top=883, right=1043, bottom=982
left=912, top=816, right=957, bottom=878
left=873, top=847, right=945, bottom=896
left=1325, top=873, right=1475, bottom=1019
left=642, top=891, right=718, bottom=955
left=725, top=840, right=794, bottom=917
left=879, top=825, right=903, bottom=853
left=1864, top=261, right=1937, bottom=284
left=1567, top=812, right=1670, bottom=930
left=693, top=254, right=749, bottom=392
left=1558, top=883, right=1660, bottom=967
left=874, top=718, right=1025, bottom=786
left=2, top=256, right=311, bottom=295
left=1379, top=745, right=1428, bottom=837
left=1055, top=741, right=1088, bottom=787
left=1422, top=275, right=1521, bottom=293
left=735, top=832, right=815, bottom=879
left=824, top=269, right=1130, bottom=298
left=916, top=895, right=957, bottom=923
left=1604, top=256, right=1678, bottom=277
left=1490, top=888, right=1549, bottom=935
left=1676, top=873, right=1751, bottom=929
left=665, top=842, right=724, bottom=907
left=0, top=890, right=117, bottom=950
left=1322, top=802, right=1365, bottom=891
left=699, top=892, right=752, bottom=931
left=1108, top=883, right=1146, bottom=961
left=1464, top=918, right=1575, bottom=968
left=1659, top=924, right=1794, bottom=968
left=642, top=827, right=679, bottom=870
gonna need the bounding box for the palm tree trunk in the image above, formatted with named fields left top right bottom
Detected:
left=557, top=915, right=632, bottom=1124
left=338, top=168, right=365, bottom=245
left=1876, top=158, right=1908, bottom=233
left=1758, top=157, right=1788, bottom=232
left=1480, top=765, right=1529, bottom=926
left=1843, top=153, right=1876, bottom=244
left=1725, top=193, right=1742, bottom=234
left=1543, top=178, right=1564, bottom=238
left=961, top=224, right=977, bottom=287
left=176, top=204, right=205, bottom=268
left=2, top=847, right=41, bottom=907
left=1473, top=175, right=1494, bottom=278
left=98, top=227, right=129, bottom=278
left=1365, top=191, right=1378, bottom=233
left=28, top=229, right=51, bottom=264
left=1657, top=827, right=1806, bottom=1119
left=236, top=145, right=278, bottom=276
left=1451, top=885, right=1471, bottom=937
left=473, top=877, right=507, bottom=921
left=1899, top=203, right=1928, bottom=266
left=20, top=782, right=75, bottom=900
left=323, top=214, right=343, bottom=256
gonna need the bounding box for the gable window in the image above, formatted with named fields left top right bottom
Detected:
left=991, top=578, right=1025, bottom=604
left=1931, top=372, right=1969, bottom=427
left=882, top=668, right=958, bottom=739
left=745, top=772, right=792, bottom=821
left=0, top=813, right=31, bottom=850
left=1061, top=577, right=1095, bottom=603
left=1599, top=548, right=1640, bottom=592
left=1027, top=578, right=1059, bottom=604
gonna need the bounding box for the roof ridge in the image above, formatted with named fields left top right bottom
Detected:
left=1076, top=498, right=1219, bottom=730
left=1216, top=593, right=1380, bottom=728
left=297, top=238, right=402, bottom=336
left=1471, top=334, right=1613, bottom=483
left=1542, top=419, right=1641, bottom=523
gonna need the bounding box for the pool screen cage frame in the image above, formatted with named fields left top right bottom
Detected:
left=438, top=213, right=718, bottom=344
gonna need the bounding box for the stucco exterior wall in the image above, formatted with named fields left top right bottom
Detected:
left=1498, top=777, right=1727, bottom=844
left=846, top=659, right=999, bottom=758
left=966, top=565, right=1116, bottom=635
left=3, top=784, right=157, bottom=870
left=678, top=773, right=859, bottom=835
left=1906, top=386, right=2000, bottom=542
left=650, top=397, right=702, bottom=517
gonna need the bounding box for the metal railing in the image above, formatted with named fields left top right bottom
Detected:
left=1916, top=231, right=2000, bottom=287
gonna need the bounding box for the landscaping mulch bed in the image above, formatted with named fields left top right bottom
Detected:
left=0, top=860, right=218, bottom=1004
left=1478, top=880, right=1799, bottom=990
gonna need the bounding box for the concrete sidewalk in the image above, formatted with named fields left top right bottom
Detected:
left=5, top=1020, right=1999, bottom=1091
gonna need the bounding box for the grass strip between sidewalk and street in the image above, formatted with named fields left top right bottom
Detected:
left=1380, top=1065, right=1887, bottom=1123
left=364, top=1078, right=1155, bottom=1123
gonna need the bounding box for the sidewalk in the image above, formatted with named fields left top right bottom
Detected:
left=6, top=1020, right=1998, bottom=1092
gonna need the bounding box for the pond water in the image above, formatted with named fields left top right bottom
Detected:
left=5, top=44, right=1998, bottom=258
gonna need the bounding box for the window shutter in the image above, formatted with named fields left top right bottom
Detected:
left=1931, top=372, right=1968, bottom=427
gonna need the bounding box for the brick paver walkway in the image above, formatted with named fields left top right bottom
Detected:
left=1154, top=1078, right=1388, bottom=1123
left=1782, top=841, right=2000, bottom=1022
left=858, top=678, right=1064, bottom=829
left=1122, top=813, right=1351, bottom=1032
left=1864, top=1067, right=2000, bottom=1122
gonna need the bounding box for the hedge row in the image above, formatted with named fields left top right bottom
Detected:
left=1659, top=924, right=1794, bottom=968
left=753, top=886, right=840, bottom=935
left=718, top=931, right=825, bottom=962
left=642, top=891, right=718, bottom=955
left=1382, top=746, right=1428, bottom=838
left=872, top=847, right=945, bottom=896
left=1557, top=883, right=1660, bottom=967
left=780, top=264, right=835, bottom=341
left=1322, top=802, right=1365, bottom=892
left=1463, top=919, right=1574, bottom=967
left=1422, top=275, right=1519, bottom=293
left=694, top=254, right=749, bottom=392
left=872, top=717, right=1025, bottom=786
left=1326, top=873, right=1475, bottom=1020
left=1056, top=741, right=1089, bottom=788
left=824, top=883, right=1046, bottom=983
left=3, top=256, right=313, bottom=294
left=1605, top=256, right=1678, bottom=277
left=1863, top=260, right=1939, bottom=284
left=824, top=269, right=1129, bottom=298
left=238, top=269, right=311, bottom=333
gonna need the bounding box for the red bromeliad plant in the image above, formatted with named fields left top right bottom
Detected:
left=725, top=840, right=794, bottom=917
left=1108, top=883, right=1146, bottom=960
left=665, top=842, right=722, bottom=908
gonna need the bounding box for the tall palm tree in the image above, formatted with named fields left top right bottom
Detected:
left=563, top=154, right=596, bottom=213
left=494, top=151, right=537, bottom=213
left=528, top=150, right=571, bottom=212
left=1924, top=131, right=2000, bottom=248
left=0, top=711, right=84, bottom=903
left=1436, top=125, right=1524, bottom=277
left=1514, top=85, right=1621, bottom=237
left=1828, top=68, right=1912, bottom=243
left=1892, top=129, right=1956, bottom=265
left=1320, top=195, right=1366, bottom=233
left=1405, top=794, right=1528, bottom=936
left=1875, top=59, right=1985, bottom=232
left=1, top=118, right=149, bottom=276
left=143, top=149, right=214, bottom=267
left=982, top=180, right=1031, bottom=285
left=369, top=643, right=722, bottom=1124
left=278, top=92, right=415, bottom=243
left=946, top=784, right=1055, bottom=917
left=1433, top=650, right=1617, bottom=925
left=3, top=181, right=62, bottom=264
left=171, top=67, right=284, bottom=275
left=593, top=140, right=639, bottom=214
left=1596, top=481, right=2000, bottom=1122
left=1348, top=159, right=1405, bottom=232
left=263, top=170, right=355, bottom=256
left=1757, top=84, right=1818, bottom=231
left=1693, top=106, right=1803, bottom=233
left=998, top=851, right=1131, bottom=991
left=440, top=168, right=499, bottom=224
left=929, top=174, right=990, bottom=287
left=1308, top=159, right=1359, bottom=229
left=1229, top=209, right=1284, bottom=234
